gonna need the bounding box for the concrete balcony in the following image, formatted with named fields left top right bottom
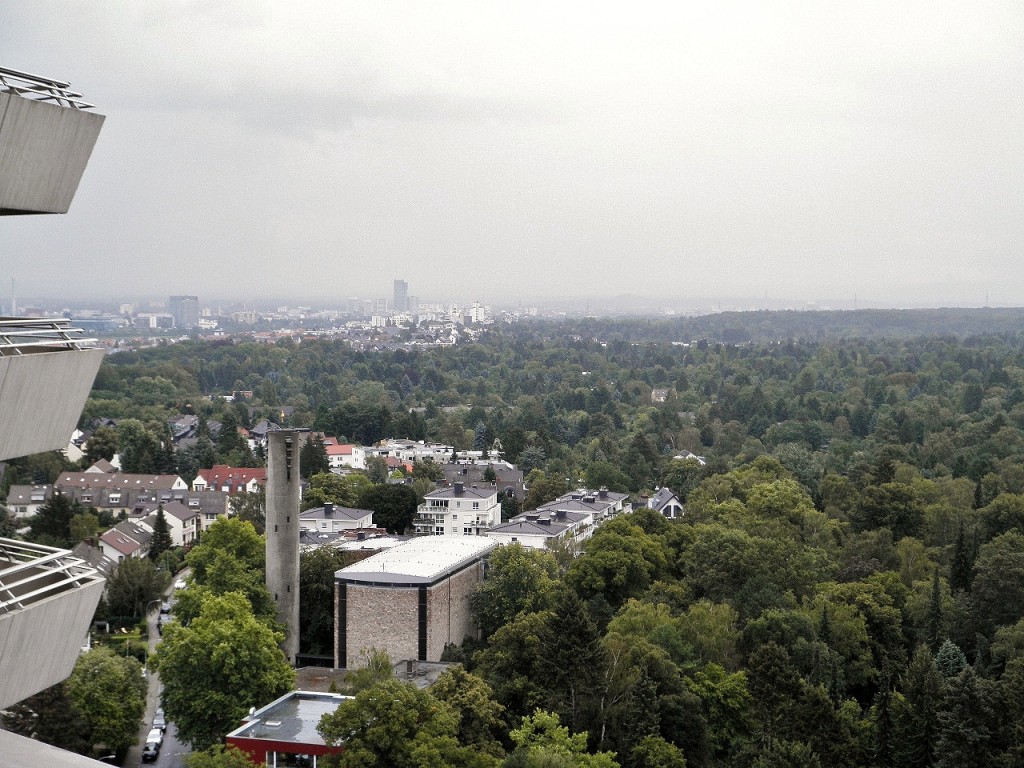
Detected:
left=0, top=318, right=105, bottom=462
left=0, top=66, right=105, bottom=215
left=0, top=538, right=105, bottom=709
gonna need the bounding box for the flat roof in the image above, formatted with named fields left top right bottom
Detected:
left=226, top=691, right=351, bottom=746
left=336, top=536, right=495, bottom=586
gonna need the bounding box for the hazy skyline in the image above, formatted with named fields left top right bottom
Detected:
left=3, top=2, right=1022, bottom=308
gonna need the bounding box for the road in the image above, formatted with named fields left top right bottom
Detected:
left=123, top=576, right=192, bottom=768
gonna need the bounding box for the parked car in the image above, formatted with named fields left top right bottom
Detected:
left=141, top=742, right=160, bottom=763
left=146, top=727, right=164, bottom=748
left=174, top=579, right=187, bottom=590
left=160, top=600, right=171, bottom=615
left=153, top=708, right=166, bottom=733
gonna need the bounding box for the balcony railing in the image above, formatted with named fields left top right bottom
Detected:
left=0, top=65, right=96, bottom=110
left=0, top=538, right=103, bottom=614
left=0, top=317, right=98, bottom=356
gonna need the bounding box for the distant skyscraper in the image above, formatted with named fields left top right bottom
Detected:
left=168, top=295, right=199, bottom=329
left=393, top=279, right=409, bottom=312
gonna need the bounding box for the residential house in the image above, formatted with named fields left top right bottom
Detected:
left=99, top=519, right=152, bottom=562
left=299, top=502, right=374, bottom=534
left=192, top=465, right=267, bottom=495
left=325, top=442, right=366, bottom=471
left=443, top=461, right=525, bottom=501
left=534, top=487, right=631, bottom=530
left=4, top=484, right=52, bottom=518
left=486, top=507, right=592, bottom=549
left=414, top=482, right=500, bottom=537
left=134, top=501, right=201, bottom=546
left=55, top=471, right=188, bottom=515
left=647, top=487, right=684, bottom=519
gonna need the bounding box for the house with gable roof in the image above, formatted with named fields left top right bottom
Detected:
left=55, top=471, right=187, bottom=515
left=647, top=487, right=684, bottom=519
left=192, top=465, right=267, bottom=495
left=99, top=519, right=152, bottom=562
left=486, top=507, right=593, bottom=549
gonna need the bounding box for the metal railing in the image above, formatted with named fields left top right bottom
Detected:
left=0, top=65, right=96, bottom=110
left=0, top=317, right=98, bottom=356
left=0, top=538, right=104, bottom=614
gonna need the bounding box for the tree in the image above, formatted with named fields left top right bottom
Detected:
left=318, top=677, right=496, bottom=768
left=505, top=709, right=619, bottom=768
left=28, top=492, right=81, bottom=547
left=154, top=592, right=295, bottom=750
left=185, top=745, right=254, bottom=768
left=83, top=425, right=118, bottom=466
left=471, top=544, right=559, bottom=638
left=431, top=666, right=506, bottom=757
left=182, top=517, right=274, bottom=620
left=524, top=470, right=568, bottom=511
left=229, top=487, right=266, bottom=534
left=105, top=556, right=170, bottom=619
left=67, top=646, right=147, bottom=756
left=117, top=418, right=163, bottom=474
left=357, top=483, right=417, bottom=533
left=630, top=735, right=688, bottom=768
left=949, top=519, right=973, bottom=594
left=935, top=667, right=993, bottom=767
left=300, top=547, right=359, bottom=655
left=1, top=682, right=90, bottom=754
left=149, top=505, right=173, bottom=561
left=972, top=531, right=1024, bottom=633
left=365, top=455, right=389, bottom=484
left=537, top=590, right=607, bottom=732
left=69, top=511, right=100, bottom=545
left=895, top=645, right=943, bottom=768
left=301, top=472, right=373, bottom=511
left=299, top=437, right=330, bottom=479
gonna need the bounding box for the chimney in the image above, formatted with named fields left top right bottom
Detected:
left=357, top=531, right=366, bottom=541
left=526, top=513, right=539, bottom=521
left=539, top=517, right=551, bottom=525
left=555, top=509, right=567, bottom=520
left=323, top=502, right=334, bottom=517
left=454, top=482, right=464, bottom=494
left=599, top=487, right=608, bottom=498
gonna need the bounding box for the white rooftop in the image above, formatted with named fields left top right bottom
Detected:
left=336, top=536, right=495, bottom=585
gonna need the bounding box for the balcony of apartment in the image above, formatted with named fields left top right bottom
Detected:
left=0, top=538, right=105, bottom=709
left=0, top=65, right=105, bottom=215
left=0, top=318, right=105, bottom=462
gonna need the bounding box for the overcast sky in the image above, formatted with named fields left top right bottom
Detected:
left=3, top=2, right=1023, bottom=309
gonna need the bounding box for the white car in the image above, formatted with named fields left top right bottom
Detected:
left=174, top=579, right=187, bottom=590
left=146, top=727, right=163, bottom=748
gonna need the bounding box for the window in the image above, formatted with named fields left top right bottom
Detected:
left=473, top=502, right=479, bottom=509
left=464, top=527, right=473, bottom=535
left=452, top=514, right=458, bottom=520
left=435, top=527, right=444, bottom=535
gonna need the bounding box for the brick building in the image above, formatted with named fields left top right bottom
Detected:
left=334, top=536, right=495, bottom=668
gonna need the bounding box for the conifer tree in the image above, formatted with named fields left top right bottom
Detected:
left=896, top=645, right=943, bottom=768
left=950, top=519, right=973, bottom=594
left=935, top=667, right=993, bottom=768
left=537, top=590, right=607, bottom=733
left=925, top=569, right=944, bottom=651
left=149, top=505, right=173, bottom=561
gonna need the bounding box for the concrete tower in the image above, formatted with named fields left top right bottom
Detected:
left=266, top=429, right=301, bottom=663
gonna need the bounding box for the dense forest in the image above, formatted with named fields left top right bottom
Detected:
left=7, top=309, right=1024, bottom=766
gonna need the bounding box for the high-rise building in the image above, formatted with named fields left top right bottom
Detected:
left=169, top=294, right=199, bottom=329
left=1, top=64, right=109, bottom=767
left=393, top=279, right=409, bottom=312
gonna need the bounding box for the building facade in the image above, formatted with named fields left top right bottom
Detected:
left=334, top=536, right=494, bottom=668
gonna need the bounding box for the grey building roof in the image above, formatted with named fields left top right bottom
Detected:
left=424, top=483, right=498, bottom=501
left=300, top=503, right=374, bottom=522
left=649, top=487, right=679, bottom=510
left=69, top=541, right=117, bottom=576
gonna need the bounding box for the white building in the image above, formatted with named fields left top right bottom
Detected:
left=486, top=508, right=593, bottom=549
left=414, top=482, right=500, bottom=536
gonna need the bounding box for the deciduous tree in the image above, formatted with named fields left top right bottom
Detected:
left=154, top=592, right=295, bottom=750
